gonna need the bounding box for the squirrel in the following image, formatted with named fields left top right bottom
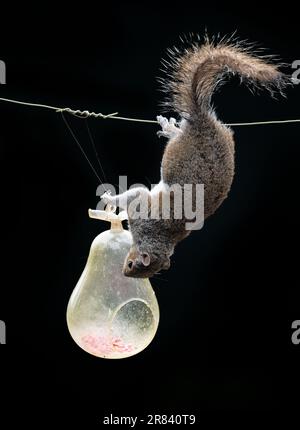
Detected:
left=101, top=37, right=289, bottom=278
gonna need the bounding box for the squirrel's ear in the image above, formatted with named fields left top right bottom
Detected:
left=162, top=258, right=170, bottom=270
left=141, top=252, right=151, bottom=266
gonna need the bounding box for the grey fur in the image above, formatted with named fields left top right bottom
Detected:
left=102, top=37, right=289, bottom=278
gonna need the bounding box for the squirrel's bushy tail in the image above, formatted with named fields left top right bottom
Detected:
left=161, top=36, right=290, bottom=118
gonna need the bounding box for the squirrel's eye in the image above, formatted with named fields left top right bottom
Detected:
left=127, top=260, right=133, bottom=269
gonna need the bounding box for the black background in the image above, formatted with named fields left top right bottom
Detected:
left=0, top=2, right=299, bottom=424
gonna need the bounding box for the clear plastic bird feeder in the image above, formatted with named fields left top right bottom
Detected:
left=67, top=206, right=160, bottom=359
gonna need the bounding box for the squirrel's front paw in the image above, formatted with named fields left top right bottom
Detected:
left=101, top=191, right=115, bottom=205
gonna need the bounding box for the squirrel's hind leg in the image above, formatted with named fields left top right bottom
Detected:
left=157, top=115, right=182, bottom=139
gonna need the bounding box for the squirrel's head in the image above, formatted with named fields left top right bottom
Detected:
left=123, top=244, right=171, bottom=278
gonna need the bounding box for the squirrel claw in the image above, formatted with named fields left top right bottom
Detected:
left=157, top=115, right=181, bottom=138
left=101, top=191, right=114, bottom=205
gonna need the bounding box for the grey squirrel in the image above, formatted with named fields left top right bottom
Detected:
left=101, top=37, right=289, bottom=278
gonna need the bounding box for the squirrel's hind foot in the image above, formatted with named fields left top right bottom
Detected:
left=157, top=115, right=181, bottom=139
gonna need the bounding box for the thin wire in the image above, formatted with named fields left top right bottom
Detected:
left=60, top=112, right=102, bottom=183
left=0, top=97, right=61, bottom=111
left=106, top=115, right=157, bottom=124
left=0, top=97, right=299, bottom=126
left=84, top=119, right=108, bottom=183
left=227, top=119, right=300, bottom=126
